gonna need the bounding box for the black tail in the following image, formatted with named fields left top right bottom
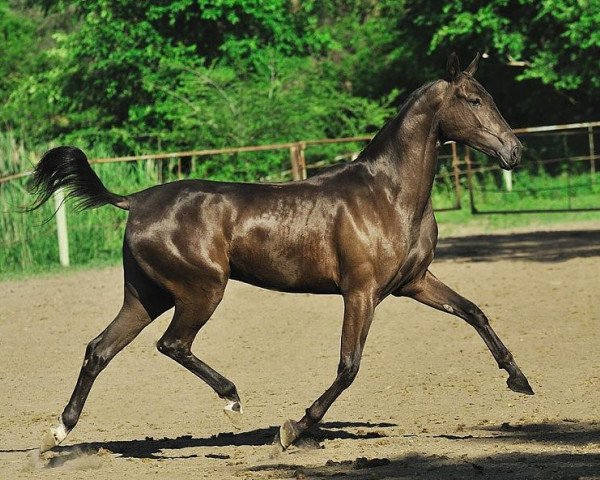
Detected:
left=27, top=146, right=129, bottom=211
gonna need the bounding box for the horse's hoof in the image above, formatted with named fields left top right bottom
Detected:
left=223, top=400, right=243, bottom=430
left=279, top=419, right=301, bottom=450
left=507, top=374, right=534, bottom=395
left=40, top=418, right=69, bottom=453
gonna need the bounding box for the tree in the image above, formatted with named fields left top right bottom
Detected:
left=0, top=1, right=37, bottom=108
left=2, top=0, right=597, bottom=155
left=406, top=0, right=600, bottom=123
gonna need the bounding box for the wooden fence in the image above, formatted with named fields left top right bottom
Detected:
left=1, top=120, right=598, bottom=267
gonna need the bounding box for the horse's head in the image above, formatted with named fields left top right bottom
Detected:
left=438, top=53, right=522, bottom=170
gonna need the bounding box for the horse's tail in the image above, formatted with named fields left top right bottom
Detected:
left=26, top=146, right=129, bottom=211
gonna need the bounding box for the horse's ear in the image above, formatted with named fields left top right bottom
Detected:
left=464, top=52, right=481, bottom=76
left=446, top=52, right=461, bottom=82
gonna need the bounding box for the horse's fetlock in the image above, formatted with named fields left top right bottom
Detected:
left=61, top=411, right=78, bottom=431
left=305, top=406, right=324, bottom=424
left=220, top=381, right=239, bottom=401
left=498, top=353, right=515, bottom=370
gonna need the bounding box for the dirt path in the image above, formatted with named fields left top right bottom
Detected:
left=1, top=225, right=599, bottom=479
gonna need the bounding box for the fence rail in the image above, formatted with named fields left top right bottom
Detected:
left=1, top=120, right=599, bottom=268
left=2, top=122, right=599, bottom=184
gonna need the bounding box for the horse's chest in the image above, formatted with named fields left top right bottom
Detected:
left=380, top=218, right=437, bottom=293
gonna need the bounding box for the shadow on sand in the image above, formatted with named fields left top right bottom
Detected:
left=248, top=421, right=600, bottom=480
left=35, top=421, right=391, bottom=467
left=25, top=419, right=600, bottom=478
left=250, top=451, right=600, bottom=479
left=436, top=228, right=600, bottom=262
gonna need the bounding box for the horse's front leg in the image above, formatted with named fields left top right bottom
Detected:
left=403, top=270, right=533, bottom=395
left=278, top=290, right=376, bottom=449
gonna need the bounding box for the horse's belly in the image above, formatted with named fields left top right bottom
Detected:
left=229, top=242, right=339, bottom=294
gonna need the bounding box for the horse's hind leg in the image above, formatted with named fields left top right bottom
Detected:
left=40, top=246, right=173, bottom=453
left=406, top=270, right=533, bottom=395
left=156, top=281, right=242, bottom=427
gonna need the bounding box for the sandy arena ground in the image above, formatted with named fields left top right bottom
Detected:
left=1, top=223, right=599, bottom=479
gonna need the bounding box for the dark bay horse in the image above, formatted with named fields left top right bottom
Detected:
left=31, top=53, right=532, bottom=453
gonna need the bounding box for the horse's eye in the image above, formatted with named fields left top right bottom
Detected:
left=468, top=97, right=482, bottom=107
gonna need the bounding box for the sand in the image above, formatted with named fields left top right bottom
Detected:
left=1, top=224, right=599, bottom=479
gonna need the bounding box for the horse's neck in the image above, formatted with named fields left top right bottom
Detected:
left=360, top=81, right=445, bottom=213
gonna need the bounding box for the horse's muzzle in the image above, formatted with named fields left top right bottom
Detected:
left=498, top=138, right=522, bottom=170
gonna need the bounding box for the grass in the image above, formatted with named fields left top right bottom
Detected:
left=432, top=170, right=600, bottom=235
left=435, top=204, right=600, bottom=237
left=1, top=133, right=600, bottom=279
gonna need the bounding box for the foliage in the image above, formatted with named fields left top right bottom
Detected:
left=1, top=0, right=600, bottom=276
left=419, top=0, right=600, bottom=91
left=0, top=0, right=36, bottom=100
left=408, top=0, right=600, bottom=123
left=2, top=0, right=599, bottom=151
left=4, top=0, right=339, bottom=145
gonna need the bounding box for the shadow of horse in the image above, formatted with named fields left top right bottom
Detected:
left=248, top=421, right=600, bottom=480
left=32, top=421, right=394, bottom=467
left=7, top=420, right=599, bottom=477
left=250, top=451, right=600, bottom=479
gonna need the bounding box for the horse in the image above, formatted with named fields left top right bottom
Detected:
left=30, top=52, right=532, bottom=454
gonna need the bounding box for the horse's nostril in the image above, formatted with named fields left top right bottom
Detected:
left=511, top=145, right=521, bottom=162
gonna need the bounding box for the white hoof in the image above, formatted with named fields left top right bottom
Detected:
left=40, top=417, right=69, bottom=453
left=223, top=400, right=243, bottom=430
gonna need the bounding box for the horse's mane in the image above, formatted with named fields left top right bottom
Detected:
left=357, top=80, right=439, bottom=161
left=310, top=80, right=440, bottom=178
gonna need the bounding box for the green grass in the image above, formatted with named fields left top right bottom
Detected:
left=2, top=134, right=600, bottom=279
left=431, top=167, right=600, bottom=234
left=435, top=204, right=600, bottom=236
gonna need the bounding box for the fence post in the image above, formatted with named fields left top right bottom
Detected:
left=465, top=146, right=477, bottom=214
left=157, top=159, right=163, bottom=184
left=157, top=137, right=163, bottom=184
left=503, top=170, right=513, bottom=192
left=298, top=142, right=307, bottom=180
left=451, top=142, right=461, bottom=209
left=290, top=145, right=301, bottom=181
left=53, top=188, right=70, bottom=267
left=589, top=126, right=596, bottom=183
left=563, top=135, right=573, bottom=209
